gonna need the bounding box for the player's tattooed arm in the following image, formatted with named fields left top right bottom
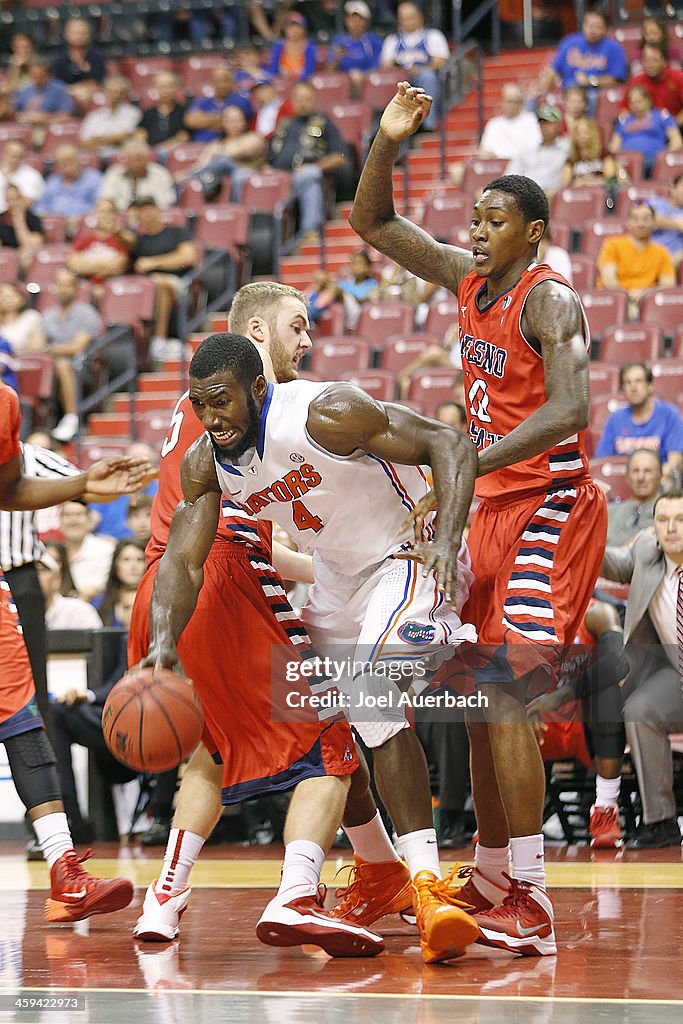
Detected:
left=477, top=281, right=590, bottom=478
left=308, top=385, right=477, bottom=607
left=145, top=435, right=222, bottom=672
left=350, top=84, right=473, bottom=294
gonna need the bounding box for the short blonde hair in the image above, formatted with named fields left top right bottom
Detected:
left=227, top=281, right=306, bottom=335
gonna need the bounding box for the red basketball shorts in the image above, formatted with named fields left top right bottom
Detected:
left=463, top=481, right=607, bottom=687
left=0, top=577, right=42, bottom=742
left=128, top=542, right=358, bottom=803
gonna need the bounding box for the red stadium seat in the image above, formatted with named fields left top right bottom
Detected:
left=581, top=290, right=628, bottom=340
left=549, top=222, right=571, bottom=251
left=590, top=395, right=626, bottom=431
left=136, top=410, right=174, bottom=447
left=380, top=333, right=441, bottom=373
left=570, top=254, right=595, bottom=291
left=639, top=288, right=683, bottom=341
left=581, top=219, right=625, bottom=260
left=328, top=103, right=372, bottom=155
left=180, top=177, right=231, bottom=213
left=653, top=149, right=683, bottom=184
left=180, top=54, right=230, bottom=97
left=343, top=369, right=396, bottom=402
left=595, top=86, right=623, bottom=130
left=552, top=187, right=607, bottom=231
left=309, top=337, right=372, bottom=377
left=651, top=360, right=683, bottom=403
left=461, top=159, right=508, bottom=198
left=100, top=276, right=156, bottom=326
left=241, top=170, right=292, bottom=211
left=613, top=26, right=642, bottom=65
left=16, top=355, right=55, bottom=430
left=41, top=120, right=83, bottom=158
left=0, top=123, right=32, bottom=147
left=589, top=363, right=621, bottom=399
left=424, top=299, right=458, bottom=339
left=310, top=73, right=351, bottom=113
left=600, top=324, right=663, bottom=364
left=614, top=182, right=669, bottom=218
left=125, top=57, right=175, bottom=96
left=357, top=301, right=415, bottom=346
left=25, top=245, right=72, bottom=291
left=40, top=216, right=67, bottom=244
left=422, top=192, right=472, bottom=240
left=361, top=70, right=403, bottom=111
left=195, top=204, right=249, bottom=257
left=77, top=439, right=130, bottom=468
left=407, top=368, right=458, bottom=416
left=0, top=250, right=20, bottom=283
left=589, top=456, right=631, bottom=502
left=672, top=326, right=683, bottom=358
left=315, top=303, right=345, bottom=338
left=166, top=143, right=207, bottom=178
left=617, top=151, right=645, bottom=184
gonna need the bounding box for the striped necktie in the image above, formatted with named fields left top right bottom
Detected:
left=678, top=565, right=683, bottom=693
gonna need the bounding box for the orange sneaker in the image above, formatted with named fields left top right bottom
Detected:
left=331, top=856, right=412, bottom=926
left=45, top=849, right=134, bottom=924
left=412, top=870, right=481, bottom=963
left=590, top=805, right=623, bottom=849
left=443, top=863, right=507, bottom=913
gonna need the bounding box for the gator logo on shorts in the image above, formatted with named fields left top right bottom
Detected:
left=398, top=621, right=436, bottom=646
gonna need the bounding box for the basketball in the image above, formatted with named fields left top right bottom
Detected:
left=102, top=667, right=204, bottom=773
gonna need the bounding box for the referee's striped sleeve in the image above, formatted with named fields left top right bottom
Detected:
left=22, top=443, right=81, bottom=480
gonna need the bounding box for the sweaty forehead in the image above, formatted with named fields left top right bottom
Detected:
left=189, top=371, right=240, bottom=397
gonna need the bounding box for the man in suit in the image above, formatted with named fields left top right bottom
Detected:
left=601, top=490, right=683, bottom=848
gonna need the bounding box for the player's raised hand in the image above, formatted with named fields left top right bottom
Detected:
left=380, top=81, right=432, bottom=142
left=84, top=456, right=154, bottom=498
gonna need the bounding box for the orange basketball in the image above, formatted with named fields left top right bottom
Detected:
left=102, top=667, right=204, bottom=773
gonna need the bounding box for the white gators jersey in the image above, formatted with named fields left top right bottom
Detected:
left=212, top=380, right=436, bottom=576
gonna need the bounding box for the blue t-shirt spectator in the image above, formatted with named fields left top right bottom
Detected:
left=596, top=400, right=683, bottom=462
left=650, top=194, right=683, bottom=258
left=35, top=167, right=102, bottom=219
left=551, top=33, right=628, bottom=90
left=0, top=338, right=18, bottom=395
left=14, top=78, right=75, bottom=116
left=327, top=32, right=383, bottom=74
left=186, top=92, right=252, bottom=143
left=613, top=108, right=677, bottom=169
left=90, top=481, right=158, bottom=541
left=265, top=39, right=317, bottom=82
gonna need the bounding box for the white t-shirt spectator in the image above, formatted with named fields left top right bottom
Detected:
left=46, top=593, right=104, bottom=630
left=80, top=104, right=142, bottom=148
left=380, top=29, right=450, bottom=67
left=0, top=165, right=46, bottom=212
left=0, top=309, right=43, bottom=354
left=479, top=111, right=542, bottom=160
left=69, top=533, right=115, bottom=600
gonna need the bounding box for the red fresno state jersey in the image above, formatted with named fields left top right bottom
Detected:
left=458, top=263, right=591, bottom=500
left=0, top=384, right=21, bottom=466
left=146, top=391, right=272, bottom=567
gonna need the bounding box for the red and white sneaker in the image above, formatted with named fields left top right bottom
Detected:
left=443, top=864, right=507, bottom=914
left=475, top=876, right=557, bottom=956
left=590, top=805, right=623, bottom=849
left=256, top=889, right=384, bottom=958
left=134, top=880, right=191, bottom=941
left=45, top=849, right=134, bottom=924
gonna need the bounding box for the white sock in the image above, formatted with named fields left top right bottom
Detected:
left=510, top=833, right=546, bottom=890
left=157, top=828, right=205, bottom=896
left=33, top=812, right=73, bottom=870
left=474, top=842, right=512, bottom=888
left=397, top=828, right=441, bottom=879
left=277, top=840, right=324, bottom=901
left=344, top=811, right=399, bottom=863
left=595, top=775, right=621, bottom=809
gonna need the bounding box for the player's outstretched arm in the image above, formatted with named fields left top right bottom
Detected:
left=349, top=83, right=473, bottom=294
left=478, top=281, right=590, bottom=478
left=0, top=455, right=152, bottom=510
left=144, top=436, right=221, bottom=673
left=308, top=385, right=477, bottom=607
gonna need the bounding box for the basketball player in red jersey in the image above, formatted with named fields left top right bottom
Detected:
left=349, top=82, right=608, bottom=954
left=0, top=382, right=150, bottom=922
left=129, top=282, right=412, bottom=957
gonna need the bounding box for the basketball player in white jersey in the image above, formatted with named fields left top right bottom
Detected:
left=143, top=332, right=481, bottom=964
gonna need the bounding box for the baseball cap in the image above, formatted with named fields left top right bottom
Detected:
left=345, top=1, right=372, bottom=18
left=536, top=105, right=561, bottom=123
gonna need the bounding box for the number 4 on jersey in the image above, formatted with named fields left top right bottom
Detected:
left=292, top=499, right=323, bottom=533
